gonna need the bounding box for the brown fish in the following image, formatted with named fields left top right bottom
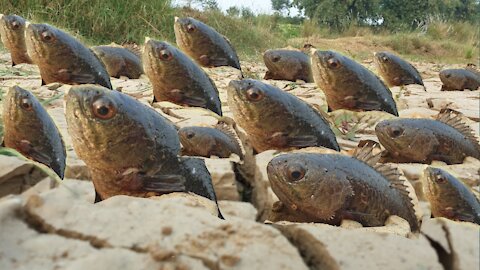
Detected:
left=263, top=49, right=313, bottom=82
left=0, top=14, right=32, bottom=66
left=374, top=51, right=425, bottom=90
left=423, top=167, right=480, bottom=224
left=2, top=86, right=66, bottom=178
left=439, top=68, right=480, bottom=91
left=25, top=23, right=112, bottom=89
left=376, top=109, right=480, bottom=164
left=91, top=45, right=143, bottom=79
left=227, top=79, right=339, bottom=152
left=179, top=123, right=244, bottom=159
left=142, top=39, right=222, bottom=115
left=174, top=17, right=241, bottom=70
left=65, top=84, right=220, bottom=209
left=311, top=50, right=398, bottom=116
left=267, top=143, right=419, bottom=231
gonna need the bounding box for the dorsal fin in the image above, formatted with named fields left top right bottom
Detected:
left=215, top=121, right=245, bottom=159
left=436, top=109, right=480, bottom=151
left=353, top=141, right=421, bottom=230
left=352, top=140, right=382, bottom=167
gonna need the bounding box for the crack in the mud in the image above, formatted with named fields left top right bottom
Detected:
left=423, top=223, right=454, bottom=270
left=19, top=195, right=216, bottom=270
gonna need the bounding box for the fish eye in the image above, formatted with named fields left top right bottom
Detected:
left=159, top=49, right=173, bottom=61
left=390, top=127, right=404, bottom=138
left=186, top=24, right=196, bottom=33
left=444, top=73, right=451, bottom=78
left=272, top=56, right=281, bottom=62
left=186, top=131, right=195, bottom=139
left=246, top=88, right=264, bottom=102
left=20, top=97, right=33, bottom=111
left=92, top=97, right=117, bottom=120
left=382, top=56, right=388, bottom=62
left=11, top=20, right=20, bottom=30
left=286, top=163, right=306, bottom=182
left=327, top=58, right=341, bottom=69
left=435, top=176, right=446, bottom=184
left=41, top=31, right=55, bottom=42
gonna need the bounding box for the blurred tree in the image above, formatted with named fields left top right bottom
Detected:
left=241, top=7, right=255, bottom=19
left=271, top=0, right=293, bottom=14
left=226, top=6, right=241, bottom=17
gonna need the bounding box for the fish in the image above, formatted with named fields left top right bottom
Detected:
left=263, top=49, right=313, bottom=82
left=375, top=109, right=480, bottom=164
left=0, top=14, right=33, bottom=66
left=311, top=50, right=398, bottom=116
left=64, top=84, right=220, bottom=210
left=174, top=17, right=241, bottom=71
left=24, top=23, right=112, bottom=89
left=267, top=143, right=419, bottom=231
left=91, top=45, right=143, bottom=79
left=423, top=167, right=480, bottom=224
left=142, top=39, right=222, bottom=115
left=439, top=68, right=480, bottom=91
left=2, top=86, right=66, bottom=178
left=374, top=51, right=425, bottom=90
left=227, top=79, right=339, bottom=152
left=179, top=123, right=244, bottom=159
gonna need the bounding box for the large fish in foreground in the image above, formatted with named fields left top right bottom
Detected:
left=423, top=167, right=480, bottom=224
left=25, top=23, right=112, bottom=89
left=2, top=86, right=66, bottom=178
left=65, top=84, right=220, bottom=209
left=227, top=79, right=339, bottom=152
left=376, top=109, right=480, bottom=164
left=92, top=45, right=143, bottom=79
left=311, top=50, right=398, bottom=116
left=374, top=51, right=425, bottom=90
left=174, top=17, right=241, bottom=71
left=263, top=49, right=313, bottom=82
left=143, top=39, right=222, bottom=115
left=439, top=68, right=480, bottom=91
left=267, top=143, right=420, bottom=231
left=0, top=14, right=33, bottom=66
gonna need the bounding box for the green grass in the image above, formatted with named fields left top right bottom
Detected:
left=0, top=1, right=477, bottom=64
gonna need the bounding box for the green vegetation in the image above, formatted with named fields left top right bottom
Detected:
left=0, top=0, right=478, bottom=63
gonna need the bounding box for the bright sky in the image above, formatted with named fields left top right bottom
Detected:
left=173, top=0, right=275, bottom=14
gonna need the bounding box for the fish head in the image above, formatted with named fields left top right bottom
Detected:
left=263, top=50, right=284, bottom=72
left=311, top=50, right=348, bottom=86
left=65, top=84, right=149, bottom=168
left=422, top=167, right=465, bottom=213
left=178, top=126, right=215, bottom=156
left=373, top=51, right=392, bottom=72
left=143, top=39, right=180, bottom=76
left=0, top=14, right=26, bottom=44
left=267, top=153, right=346, bottom=219
left=3, top=86, right=43, bottom=128
left=174, top=17, right=202, bottom=48
left=375, top=119, right=436, bottom=162
left=227, top=79, right=280, bottom=124
left=439, top=69, right=466, bottom=88
left=24, top=23, right=72, bottom=62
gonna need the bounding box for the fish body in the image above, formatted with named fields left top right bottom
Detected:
left=0, top=14, right=33, bottom=65
left=65, top=84, right=218, bottom=203
left=423, top=167, right=480, bottom=224
left=143, top=39, right=222, bottom=115
left=439, top=69, right=480, bottom=91
left=25, top=23, right=112, bottom=88
left=311, top=50, right=398, bottom=116
left=179, top=124, right=243, bottom=159
left=267, top=145, right=419, bottom=230
left=227, top=79, right=339, bottom=152
left=174, top=17, right=241, bottom=70
left=92, top=45, right=143, bottom=79
left=376, top=111, right=480, bottom=164
left=263, top=49, right=313, bottom=82
left=2, top=86, right=66, bottom=178
left=374, top=51, right=424, bottom=89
